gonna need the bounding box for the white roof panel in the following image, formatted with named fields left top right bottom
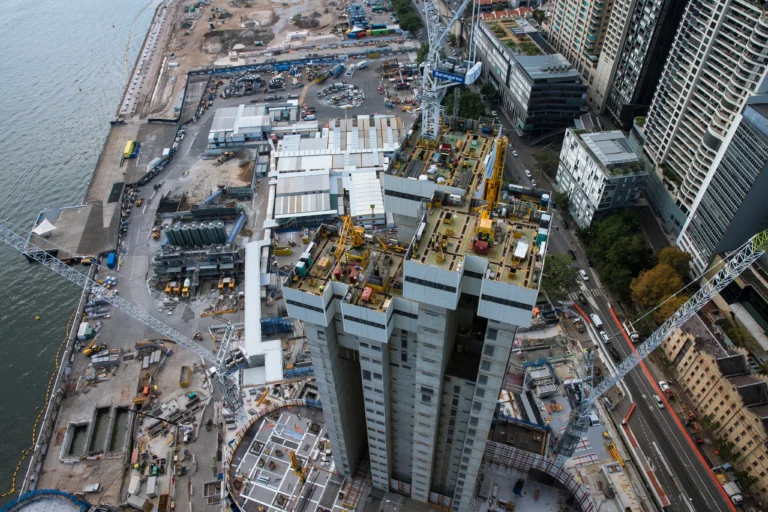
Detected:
left=276, top=171, right=330, bottom=195
left=349, top=172, right=385, bottom=218
left=274, top=192, right=334, bottom=218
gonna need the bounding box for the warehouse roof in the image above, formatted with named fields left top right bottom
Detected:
left=349, top=172, right=385, bottom=219
left=274, top=193, right=335, bottom=219
left=276, top=170, right=330, bottom=195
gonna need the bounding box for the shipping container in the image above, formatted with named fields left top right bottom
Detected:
left=124, top=140, right=136, bottom=159
left=106, top=253, right=117, bottom=269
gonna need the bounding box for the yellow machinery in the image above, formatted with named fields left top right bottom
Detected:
left=302, top=228, right=310, bottom=244
left=274, top=244, right=292, bottom=256
left=376, top=236, right=406, bottom=254
left=474, top=137, right=508, bottom=247
left=335, top=216, right=370, bottom=267
left=82, top=338, right=103, bottom=356
left=255, top=388, right=269, bottom=406
left=289, top=451, right=307, bottom=484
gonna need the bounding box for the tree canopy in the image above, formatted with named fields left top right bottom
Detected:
left=542, top=253, right=578, bottom=302
left=554, top=191, right=570, bottom=212
left=391, top=0, right=423, bottom=32
left=480, top=82, right=500, bottom=103
left=445, top=88, right=486, bottom=119
left=416, top=43, right=429, bottom=64
left=533, top=150, right=560, bottom=178
left=656, top=246, right=692, bottom=277
left=577, top=211, right=652, bottom=301
left=532, top=10, right=546, bottom=24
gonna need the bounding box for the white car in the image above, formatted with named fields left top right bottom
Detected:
left=659, top=381, right=671, bottom=393
left=600, top=331, right=611, bottom=343
left=579, top=269, right=589, bottom=281
left=653, top=394, right=665, bottom=409
left=491, top=110, right=497, bottom=117
left=508, top=143, right=514, bottom=150
left=512, top=151, right=518, bottom=157
left=530, top=179, right=537, bottom=188
left=524, top=170, right=532, bottom=178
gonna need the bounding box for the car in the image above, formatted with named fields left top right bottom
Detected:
left=524, top=170, right=532, bottom=178
left=609, top=347, right=622, bottom=362
left=508, top=143, right=514, bottom=150
left=567, top=249, right=577, bottom=260
left=491, top=110, right=497, bottom=117
left=579, top=269, right=589, bottom=281
left=601, top=331, right=611, bottom=344
left=561, top=218, right=569, bottom=229
left=659, top=381, right=671, bottom=393
left=577, top=291, right=587, bottom=304
left=531, top=179, right=537, bottom=188
left=585, top=257, right=593, bottom=267
left=653, top=394, right=665, bottom=409
left=512, top=151, right=518, bottom=157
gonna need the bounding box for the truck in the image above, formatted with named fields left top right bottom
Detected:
left=589, top=314, right=603, bottom=330
left=331, top=64, right=345, bottom=78
left=146, top=157, right=163, bottom=173
left=712, top=465, right=744, bottom=505
left=106, top=253, right=117, bottom=269
left=357, top=60, right=368, bottom=69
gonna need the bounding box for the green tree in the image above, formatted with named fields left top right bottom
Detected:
left=554, top=191, right=570, bottom=212
left=480, top=82, right=499, bottom=103
left=657, top=246, right=693, bottom=278
left=448, top=33, right=457, bottom=46
left=542, top=253, right=578, bottom=302
left=398, top=12, right=423, bottom=32
left=601, top=262, right=634, bottom=302
left=631, top=264, right=684, bottom=309
left=531, top=9, right=546, bottom=24
left=734, top=470, right=758, bottom=491
left=445, top=89, right=486, bottom=119
left=533, top=150, right=560, bottom=178
left=713, top=438, right=736, bottom=462
left=416, top=43, right=429, bottom=64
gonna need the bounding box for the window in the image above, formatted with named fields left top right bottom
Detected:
left=476, top=389, right=486, bottom=398
left=481, top=361, right=491, bottom=371
left=486, top=329, right=498, bottom=341
left=479, top=375, right=488, bottom=385
left=363, top=370, right=372, bottom=381
left=484, top=344, right=495, bottom=357
left=401, top=352, right=408, bottom=362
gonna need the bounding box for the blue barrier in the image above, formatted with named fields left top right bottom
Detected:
left=2, top=490, right=92, bottom=512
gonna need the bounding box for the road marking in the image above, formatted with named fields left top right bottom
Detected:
left=653, top=441, right=697, bottom=512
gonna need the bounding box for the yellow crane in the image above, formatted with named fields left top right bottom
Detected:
left=290, top=451, right=307, bottom=483
left=474, top=137, right=508, bottom=248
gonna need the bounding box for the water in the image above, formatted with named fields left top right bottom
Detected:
left=0, top=0, right=159, bottom=500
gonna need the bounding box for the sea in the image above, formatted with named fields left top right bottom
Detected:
left=0, top=0, right=160, bottom=501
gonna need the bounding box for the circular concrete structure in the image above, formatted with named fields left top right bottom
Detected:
left=1, top=491, right=91, bottom=512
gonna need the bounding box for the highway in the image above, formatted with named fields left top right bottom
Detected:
left=493, top=115, right=734, bottom=511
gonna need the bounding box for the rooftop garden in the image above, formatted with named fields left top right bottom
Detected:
left=608, top=162, right=645, bottom=176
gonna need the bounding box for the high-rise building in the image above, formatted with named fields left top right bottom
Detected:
left=642, top=0, right=768, bottom=214
left=604, top=0, right=688, bottom=128
left=556, top=126, right=647, bottom=227
left=284, top=126, right=551, bottom=511
left=473, top=16, right=587, bottom=135
left=549, top=0, right=616, bottom=107
left=678, top=94, right=768, bottom=275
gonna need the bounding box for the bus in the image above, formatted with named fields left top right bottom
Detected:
left=124, top=140, right=136, bottom=159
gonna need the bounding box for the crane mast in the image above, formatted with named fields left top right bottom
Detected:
left=419, top=0, right=480, bottom=141
left=0, top=222, right=243, bottom=415
left=553, top=229, right=768, bottom=465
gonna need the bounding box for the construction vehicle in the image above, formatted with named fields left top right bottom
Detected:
left=181, top=278, right=191, bottom=298
left=302, top=228, right=310, bottom=244
left=376, top=236, right=406, bottom=254
left=712, top=465, right=744, bottom=505
left=0, top=222, right=245, bottom=414
left=151, top=227, right=161, bottom=240
left=273, top=244, right=292, bottom=256
left=552, top=228, right=768, bottom=465
left=289, top=451, right=307, bottom=483
left=135, top=198, right=143, bottom=207
left=82, top=338, right=105, bottom=356
left=216, top=152, right=235, bottom=164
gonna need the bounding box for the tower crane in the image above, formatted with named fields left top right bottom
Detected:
left=0, top=222, right=244, bottom=416
left=419, top=0, right=482, bottom=141
left=553, top=228, right=768, bottom=465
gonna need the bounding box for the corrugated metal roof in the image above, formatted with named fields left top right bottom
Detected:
left=211, top=107, right=238, bottom=133
left=276, top=172, right=330, bottom=195
left=349, top=172, right=385, bottom=218
left=274, top=192, right=334, bottom=218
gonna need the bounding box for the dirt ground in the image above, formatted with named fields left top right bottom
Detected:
left=177, top=151, right=253, bottom=203
left=146, top=0, right=340, bottom=119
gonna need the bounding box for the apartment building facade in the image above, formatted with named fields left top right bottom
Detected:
left=556, top=128, right=646, bottom=227
left=663, top=326, right=768, bottom=505
left=549, top=0, right=616, bottom=107
left=678, top=94, right=768, bottom=275
left=474, top=18, right=588, bottom=135
left=605, top=0, right=688, bottom=128
left=642, top=0, right=768, bottom=216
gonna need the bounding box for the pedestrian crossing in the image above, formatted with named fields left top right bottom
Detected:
left=569, top=287, right=606, bottom=301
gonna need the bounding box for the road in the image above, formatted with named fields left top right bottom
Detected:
left=532, top=173, right=734, bottom=511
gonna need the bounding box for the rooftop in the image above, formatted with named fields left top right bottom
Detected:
left=577, top=130, right=640, bottom=171
left=285, top=225, right=406, bottom=311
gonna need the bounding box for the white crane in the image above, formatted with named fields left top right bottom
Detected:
left=419, top=0, right=482, bottom=141
left=554, top=229, right=768, bottom=465
left=0, top=222, right=243, bottom=415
